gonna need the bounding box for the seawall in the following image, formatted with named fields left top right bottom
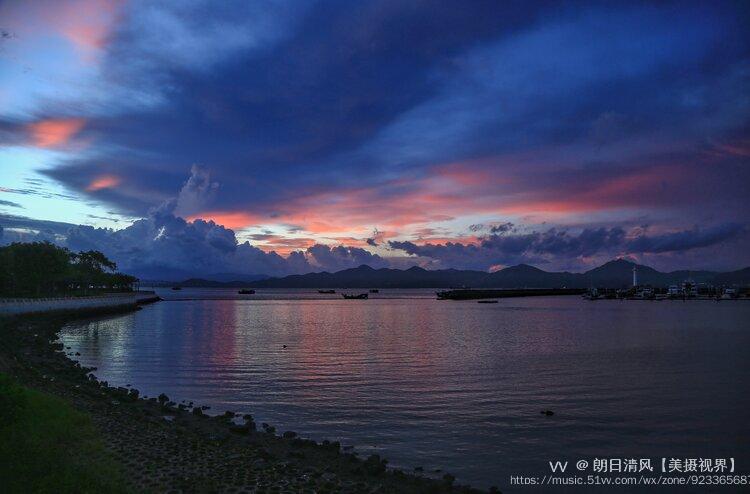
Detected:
left=0, top=291, right=160, bottom=316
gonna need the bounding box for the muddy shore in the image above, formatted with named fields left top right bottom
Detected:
left=0, top=308, right=490, bottom=494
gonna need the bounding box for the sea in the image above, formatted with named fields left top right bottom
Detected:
left=58, top=288, right=750, bottom=491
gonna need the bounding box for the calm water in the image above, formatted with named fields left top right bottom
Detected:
left=59, top=289, right=750, bottom=490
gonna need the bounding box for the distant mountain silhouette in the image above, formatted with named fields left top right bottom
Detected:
left=712, top=267, right=750, bottom=286
left=233, top=259, right=750, bottom=289
left=140, top=272, right=268, bottom=285
left=244, top=265, right=488, bottom=289
left=175, top=278, right=258, bottom=288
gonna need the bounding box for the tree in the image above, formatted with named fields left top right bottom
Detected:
left=0, top=242, right=71, bottom=296
left=0, top=243, right=136, bottom=297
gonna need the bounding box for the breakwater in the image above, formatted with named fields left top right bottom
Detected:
left=436, top=288, right=586, bottom=300
left=0, top=291, right=160, bottom=316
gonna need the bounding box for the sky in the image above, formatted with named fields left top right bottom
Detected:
left=1, top=0, right=749, bottom=278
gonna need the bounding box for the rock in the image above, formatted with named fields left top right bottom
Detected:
left=283, top=431, right=297, bottom=439
left=541, top=410, right=554, bottom=416
left=230, top=424, right=250, bottom=435
left=158, top=393, right=169, bottom=405
left=364, top=455, right=386, bottom=475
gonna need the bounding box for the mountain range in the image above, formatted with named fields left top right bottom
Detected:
left=171, top=259, right=750, bottom=289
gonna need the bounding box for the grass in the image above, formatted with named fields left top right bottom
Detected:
left=0, top=373, right=130, bottom=493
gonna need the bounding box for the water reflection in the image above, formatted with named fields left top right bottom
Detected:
left=60, top=293, right=750, bottom=489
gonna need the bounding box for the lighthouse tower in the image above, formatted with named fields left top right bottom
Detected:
left=632, top=265, right=638, bottom=287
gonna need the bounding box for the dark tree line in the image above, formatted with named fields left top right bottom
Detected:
left=0, top=242, right=138, bottom=297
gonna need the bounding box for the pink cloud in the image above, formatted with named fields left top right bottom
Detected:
left=186, top=211, right=262, bottom=230
left=27, top=118, right=86, bottom=148
left=86, top=174, right=121, bottom=191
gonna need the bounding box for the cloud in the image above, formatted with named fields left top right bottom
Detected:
left=0, top=200, right=23, bottom=208
left=625, top=223, right=746, bottom=254
left=3, top=2, right=749, bottom=273
left=306, top=244, right=387, bottom=272
left=26, top=118, right=86, bottom=148
left=86, top=174, right=121, bottom=192
left=0, top=209, right=390, bottom=278
left=0, top=214, right=73, bottom=244
left=174, top=165, right=219, bottom=217
left=389, top=223, right=746, bottom=271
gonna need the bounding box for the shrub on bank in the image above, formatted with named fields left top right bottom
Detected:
left=0, top=373, right=130, bottom=493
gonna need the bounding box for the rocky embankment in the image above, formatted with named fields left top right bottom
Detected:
left=0, top=309, right=489, bottom=494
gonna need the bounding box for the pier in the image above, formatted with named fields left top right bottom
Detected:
left=436, top=288, right=585, bottom=300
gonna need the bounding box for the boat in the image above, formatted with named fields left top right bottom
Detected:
left=342, top=293, right=368, bottom=299
left=171, top=286, right=182, bottom=291
left=635, top=287, right=655, bottom=300
left=477, top=300, right=498, bottom=304
left=318, top=289, right=336, bottom=294
left=681, top=280, right=698, bottom=298
left=721, top=288, right=738, bottom=300
left=582, top=287, right=600, bottom=300
left=369, top=289, right=379, bottom=293
left=238, top=289, right=255, bottom=294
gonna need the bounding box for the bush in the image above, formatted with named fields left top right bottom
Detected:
left=0, top=373, right=26, bottom=423
left=0, top=373, right=130, bottom=493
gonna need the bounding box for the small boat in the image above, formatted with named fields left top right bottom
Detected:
left=582, top=288, right=600, bottom=300
left=238, top=289, right=255, bottom=295
left=318, top=289, right=336, bottom=294
left=477, top=300, right=498, bottom=304
left=369, top=289, right=379, bottom=293
left=342, top=293, right=368, bottom=299
left=171, top=286, right=182, bottom=291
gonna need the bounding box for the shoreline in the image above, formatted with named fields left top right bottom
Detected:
left=0, top=308, right=487, bottom=493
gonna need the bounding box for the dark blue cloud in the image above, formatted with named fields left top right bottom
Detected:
left=41, top=1, right=748, bottom=216
left=625, top=223, right=746, bottom=254
left=390, top=224, right=747, bottom=271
